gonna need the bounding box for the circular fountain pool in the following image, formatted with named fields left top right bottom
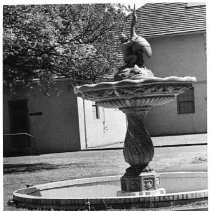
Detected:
left=13, top=171, right=207, bottom=210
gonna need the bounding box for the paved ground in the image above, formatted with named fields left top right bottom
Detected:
left=88, top=133, right=207, bottom=149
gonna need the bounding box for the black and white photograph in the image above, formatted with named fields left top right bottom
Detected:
left=2, top=0, right=207, bottom=210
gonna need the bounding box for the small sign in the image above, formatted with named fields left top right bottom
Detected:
left=30, top=112, right=43, bottom=116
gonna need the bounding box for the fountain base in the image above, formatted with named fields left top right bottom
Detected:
left=120, top=171, right=162, bottom=192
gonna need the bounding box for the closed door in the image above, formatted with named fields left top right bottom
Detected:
left=8, top=99, right=30, bottom=149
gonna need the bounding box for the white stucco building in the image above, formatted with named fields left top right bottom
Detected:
left=3, top=82, right=127, bottom=155
left=3, top=2, right=206, bottom=156
left=135, top=2, right=207, bottom=136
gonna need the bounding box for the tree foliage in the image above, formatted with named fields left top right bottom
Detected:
left=3, top=4, right=129, bottom=92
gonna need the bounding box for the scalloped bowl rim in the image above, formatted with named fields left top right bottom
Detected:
left=74, top=76, right=196, bottom=94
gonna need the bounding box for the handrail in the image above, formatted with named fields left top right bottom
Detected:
left=3, top=133, right=33, bottom=137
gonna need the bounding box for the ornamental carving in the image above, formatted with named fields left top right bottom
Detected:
left=123, top=109, right=154, bottom=171
left=81, top=83, right=192, bottom=103
left=97, top=96, right=176, bottom=109
left=130, top=179, right=140, bottom=191
left=156, top=176, right=160, bottom=188
left=144, top=178, right=154, bottom=190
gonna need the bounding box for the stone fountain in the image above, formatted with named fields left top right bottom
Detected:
left=12, top=6, right=207, bottom=211
left=75, top=77, right=197, bottom=196
left=74, top=7, right=196, bottom=196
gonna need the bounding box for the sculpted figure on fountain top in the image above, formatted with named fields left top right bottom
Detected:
left=115, top=5, right=153, bottom=81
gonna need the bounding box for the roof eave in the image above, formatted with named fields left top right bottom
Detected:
left=143, top=30, right=206, bottom=39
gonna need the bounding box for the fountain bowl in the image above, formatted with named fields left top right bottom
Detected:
left=74, top=76, right=196, bottom=109
left=13, top=171, right=207, bottom=210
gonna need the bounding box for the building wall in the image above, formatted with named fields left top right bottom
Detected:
left=3, top=81, right=81, bottom=155
left=144, top=32, right=207, bottom=136
left=77, top=98, right=127, bottom=149
left=3, top=32, right=207, bottom=155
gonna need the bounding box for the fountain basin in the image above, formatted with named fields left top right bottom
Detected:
left=13, top=171, right=207, bottom=210
left=74, top=77, right=196, bottom=108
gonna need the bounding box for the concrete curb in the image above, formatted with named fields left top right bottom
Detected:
left=13, top=172, right=207, bottom=210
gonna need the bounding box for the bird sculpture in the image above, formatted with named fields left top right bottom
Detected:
left=130, top=5, right=152, bottom=58
left=115, top=5, right=154, bottom=80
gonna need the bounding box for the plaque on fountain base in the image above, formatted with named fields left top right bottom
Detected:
left=117, top=171, right=165, bottom=196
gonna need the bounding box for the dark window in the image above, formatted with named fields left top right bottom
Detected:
left=92, top=103, right=100, bottom=119
left=177, top=87, right=195, bottom=114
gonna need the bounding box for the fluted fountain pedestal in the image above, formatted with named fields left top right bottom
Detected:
left=118, top=106, right=165, bottom=195
left=122, top=107, right=153, bottom=173
left=74, top=77, right=196, bottom=195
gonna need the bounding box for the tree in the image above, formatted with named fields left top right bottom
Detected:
left=3, top=4, right=130, bottom=93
